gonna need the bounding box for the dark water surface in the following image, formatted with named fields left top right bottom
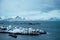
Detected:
left=0, top=21, right=60, bottom=40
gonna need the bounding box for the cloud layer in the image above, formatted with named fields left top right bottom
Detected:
left=0, top=0, right=60, bottom=20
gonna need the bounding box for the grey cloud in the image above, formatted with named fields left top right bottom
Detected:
left=29, top=0, right=60, bottom=12
left=41, top=0, right=60, bottom=12
left=0, top=0, right=60, bottom=16
left=54, top=0, right=60, bottom=10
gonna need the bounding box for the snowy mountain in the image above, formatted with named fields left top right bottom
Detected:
left=0, top=17, right=2, bottom=20
left=14, top=16, right=22, bottom=21
left=1, top=16, right=26, bottom=21
left=49, top=17, right=60, bottom=21
left=0, top=16, right=60, bottom=21
left=30, top=17, right=60, bottom=21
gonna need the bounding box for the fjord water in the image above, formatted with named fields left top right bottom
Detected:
left=0, top=21, right=60, bottom=40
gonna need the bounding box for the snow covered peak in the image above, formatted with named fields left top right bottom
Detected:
left=15, top=16, right=21, bottom=19
left=49, top=17, right=60, bottom=21
left=0, top=17, right=2, bottom=19
left=1, top=16, right=26, bottom=21
left=0, top=16, right=60, bottom=21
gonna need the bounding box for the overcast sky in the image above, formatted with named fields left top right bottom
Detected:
left=0, top=0, right=60, bottom=20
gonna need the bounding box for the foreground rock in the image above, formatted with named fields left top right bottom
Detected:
left=0, top=25, right=47, bottom=38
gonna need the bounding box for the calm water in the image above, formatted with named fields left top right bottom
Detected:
left=0, top=21, right=60, bottom=40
